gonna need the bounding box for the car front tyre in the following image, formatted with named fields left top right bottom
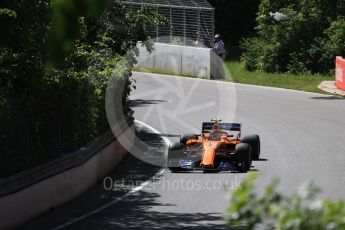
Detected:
left=234, top=143, right=252, bottom=173
left=241, top=134, right=260, bottom=160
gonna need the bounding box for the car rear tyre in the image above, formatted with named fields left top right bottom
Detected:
left=234, top=143, right=252, bottom=173
left=169, top=142, right=184, bottom=151
left=180, top=133, right=198, bottom=145
left=241, top=134, right=260, bottom=160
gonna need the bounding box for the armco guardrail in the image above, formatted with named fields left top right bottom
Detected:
left=336, top=56, right=345, bottom=91
left=0, top=126, right=132, bottom=229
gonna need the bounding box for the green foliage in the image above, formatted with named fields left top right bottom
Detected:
left=0, top=8, right=17, bottom=18
left=227, top=174, right=345, bottom=229
left=48, top=0, right=165, bottom=65
left=240, top=0, right=345, bottom=75
left=48, top=0, right=108, bottom=63
left=227, top=173, right=265, bottom=228
left=240, top=38, right=280, bottom=72
left=0, top=0, right=165, bottom=177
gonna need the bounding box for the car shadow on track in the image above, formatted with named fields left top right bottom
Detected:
left=310, top=96, right=345, bottom=100
left=255, top=158, right=268, bottom=161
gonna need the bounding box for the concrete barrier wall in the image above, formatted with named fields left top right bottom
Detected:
left=154, top=44, right=183, bottom=75
left=135, top=43, right=212, bottom=78
left=0, top=128, right=131, bottom=230
left=181, top=45, right=211, bottom=78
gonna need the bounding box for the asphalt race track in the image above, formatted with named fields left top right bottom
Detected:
left=130, top=72, right=345, bottom=199
left=24, top=72, right=345, bottom=229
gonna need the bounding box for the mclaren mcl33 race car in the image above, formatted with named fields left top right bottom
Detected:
left=168, top=119, right=260, bottom=173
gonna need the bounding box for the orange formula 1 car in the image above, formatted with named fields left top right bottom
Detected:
left=168, top=119, right=260, bottom=173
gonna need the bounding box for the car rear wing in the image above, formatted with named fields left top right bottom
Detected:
left=202, top=122, right=241, bottom=134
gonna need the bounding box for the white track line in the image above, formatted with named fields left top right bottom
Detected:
left=52, top=120, right=170, bottom=230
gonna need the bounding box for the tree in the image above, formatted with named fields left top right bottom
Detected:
left=240, top=0, right=345, bottom=74
left=0, top=0, right=165, bottom=177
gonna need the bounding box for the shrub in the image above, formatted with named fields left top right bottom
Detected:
left=227, top=173, right=345, bottom=229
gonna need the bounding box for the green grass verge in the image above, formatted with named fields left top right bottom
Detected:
left=133, top=61, right=334, bottom=94
left=224, top=61, right=333, bottom=94
left=133, top=66, right=196, bottom=78
left=133, top=66, right=179, bottom=76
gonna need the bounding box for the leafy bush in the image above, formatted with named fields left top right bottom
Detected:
left=227, top=173, right=345, bottom=229
left=241, top=38, right=279, bottom=72
left=240, top=0, right=345, bottom=75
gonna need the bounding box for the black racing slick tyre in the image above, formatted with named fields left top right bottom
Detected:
left=180, top=133, right=198, bottom=145
left=241, top=134, right=260, bottom=160
left=168, top=142, right=184, bottom=172
left=234, top=143, right=252, bottom=173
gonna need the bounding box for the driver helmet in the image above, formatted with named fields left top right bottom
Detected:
left=212, top=124, right=222, bottom=140
left=212, top=123, right=220, bottom=132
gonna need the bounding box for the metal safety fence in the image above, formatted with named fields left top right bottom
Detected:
left=120, top=0, right=214, bottom=47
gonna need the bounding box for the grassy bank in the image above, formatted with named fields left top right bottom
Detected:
left=224, top=61, right=333, bottom=94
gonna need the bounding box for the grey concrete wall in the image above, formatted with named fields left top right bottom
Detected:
left=0, top=128, right=131, bottom=230
left=181, top=46, right=211, bottom=78
left=154, top=44, right=183, bottom=75
left=135, top=43, right=213, bottom=78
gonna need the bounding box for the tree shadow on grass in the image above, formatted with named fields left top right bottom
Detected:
left=129, top=99, right=167, bottom=107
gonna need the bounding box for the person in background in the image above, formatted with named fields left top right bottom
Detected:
left=213, top=34, right=225, bottom=61
left=194, top=31, right=205, bottom=47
